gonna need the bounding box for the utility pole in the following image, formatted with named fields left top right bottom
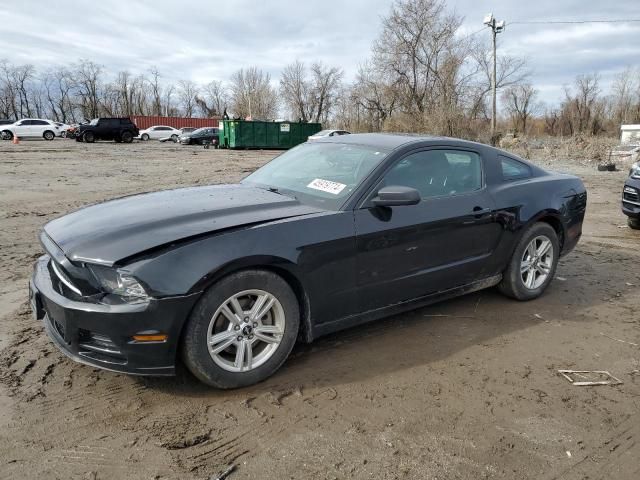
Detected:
left=483, top=14, right=505, bottom=139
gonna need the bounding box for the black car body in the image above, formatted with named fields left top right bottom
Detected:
left=179, top=127, right=219, bottom=145
left=74, top=118, right=139, bottom=143
left=622, top=161, right=640, bottom=229
left=30, top=134, right=586, bottom=386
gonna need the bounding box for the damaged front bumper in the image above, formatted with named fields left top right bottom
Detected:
left=30, top=255, right=199, bottom=376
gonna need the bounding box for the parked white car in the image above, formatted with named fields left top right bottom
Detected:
left=138, top=125, right=181, bottom=141
left=1, top=118, right=60, bottom=140
left=307, top=129, right=351, bottom=141
left=54, top=122, right=71, bottom=137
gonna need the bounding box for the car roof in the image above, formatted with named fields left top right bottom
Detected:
left=318, top=132, right=487, bottom=151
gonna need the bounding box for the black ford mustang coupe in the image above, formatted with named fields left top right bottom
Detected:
left=30, top=134, right=587, bottom=388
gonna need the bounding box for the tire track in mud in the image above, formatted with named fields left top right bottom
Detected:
left=546, top=415, right=640, bottom=480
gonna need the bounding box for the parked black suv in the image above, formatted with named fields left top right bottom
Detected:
left=75, top=118, right=139, bottom=143
left=622, top=162, right=640, bottom=229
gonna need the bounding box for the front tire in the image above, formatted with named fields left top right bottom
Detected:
left=43, top=130, right=55, bottom=141
left=182, top=270, right=300, bottom=389
left=83, top=131, right=95, bottom=143
left=2, top=130, right=13, bottom=140
left=121, top=131, right=134, bottom=143
left=141, top=133, right=150, bottom=141
left=498, top=222, right=559, bottom=300
left=628, top=217, right=640, bottom=230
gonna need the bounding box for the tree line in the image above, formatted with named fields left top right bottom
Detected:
left=2, top=0, right=639, bottom=139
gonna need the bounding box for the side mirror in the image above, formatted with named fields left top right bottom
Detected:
left=372, top=185, right=421, bottom=207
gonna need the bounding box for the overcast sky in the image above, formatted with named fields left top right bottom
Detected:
left=1, top=0, right=639, bottom=106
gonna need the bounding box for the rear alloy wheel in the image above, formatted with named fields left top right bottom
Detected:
left=182, top=270, right=299, bottom=388
left=498, top=222, right=559, bottom=300
left=141, top=133, right=150, bottom=141
left=121, top=131, right=133, bottom=143
left=83, top=131, right=95, bottom=143
left=43, top=130, right=55, bottom=141
left=628, top=217, right=640, bottom=230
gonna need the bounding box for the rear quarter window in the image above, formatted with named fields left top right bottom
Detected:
left=500, top=155, right=531, bottom=181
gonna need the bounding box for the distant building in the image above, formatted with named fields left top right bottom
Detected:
left=620, top=124, right=640, bottom=144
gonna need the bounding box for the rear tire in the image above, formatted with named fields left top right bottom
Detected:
left=83, top=131, right=95, bottom=143
left=182, top=270, right=300, bottom=389
left=121, top=131, right=133, bottom=143
left=628, top=217, right=640, bottom=230
left=498, top=222, right=559, bottom=301
left=43, top=130, right=55, bottom=141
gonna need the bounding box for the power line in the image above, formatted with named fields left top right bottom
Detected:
left=510, top=19, right=640, bottom=25
left=459, top=27, right=487, bottom=40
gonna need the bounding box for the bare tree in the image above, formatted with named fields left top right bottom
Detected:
left=196, top=80, right=228, bottom=117
left=280, top=61, right=343, bottom=122
left=177, top=79, right=199, bottom=117
left=148, top=68, right=163, bottom=116
left=42, top=67, right=76, bottom=122
left=372, top=0, right=462, bottom=117
left=560, top=73, right=604, bottom=135
left=468, top=41, right=529, bottom=121
left=229, top=67, right=278, bottom=119
left=501, top=84, right=539, bottom=134
left=280, top=60, right=312, bottom=121
left=309, top=62, right=343, bottom=123
left=164, top=83, right=176, bottom=116
left=348, top=62, right=399, bottom=131
left=611, top=68, right=640, bottom=125
left=74, top=59, right=103, bottom=120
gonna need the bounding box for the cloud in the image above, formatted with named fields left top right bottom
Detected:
left=0, top=0, right=638, bottom=105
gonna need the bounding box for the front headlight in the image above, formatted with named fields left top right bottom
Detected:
left=88, top=264, right=149, bottom=302
left=630, top=162, right=640, bottom=179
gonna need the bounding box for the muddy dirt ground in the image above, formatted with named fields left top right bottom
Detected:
left=0, top=140, right=638, bottom=480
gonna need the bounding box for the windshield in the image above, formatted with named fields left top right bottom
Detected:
left=89, top=118, right=99, bottom=125
left=192, top=128, right=207, bottom=135
left=243, top=142, right=389, bottom=210
left=312, top=130, right=333, bottom=136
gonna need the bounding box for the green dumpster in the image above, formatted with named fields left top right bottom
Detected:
left=218, top=120, right=321, bottom=149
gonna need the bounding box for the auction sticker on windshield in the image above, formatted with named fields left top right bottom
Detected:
left=307, top=178, right=347, bottom=195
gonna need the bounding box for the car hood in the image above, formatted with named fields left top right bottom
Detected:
left=44, top=184, right=324, bottom=266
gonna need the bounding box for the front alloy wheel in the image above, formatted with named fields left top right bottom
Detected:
left=182, top=270, right=299, bottom=388
left=207, top=290, right=285, bottom=372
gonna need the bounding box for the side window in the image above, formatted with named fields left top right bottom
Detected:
left=33, top=120, right=48, bottom=125
left=381, top=149, right=482, bottom=199
left=500, top=155, right=531, bottom=181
